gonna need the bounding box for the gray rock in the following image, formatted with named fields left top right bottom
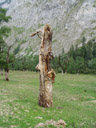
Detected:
left=1, top=0, right=96, bottom=55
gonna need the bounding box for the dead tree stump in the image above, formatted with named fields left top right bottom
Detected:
left=31, top=24, right=56, bottom=107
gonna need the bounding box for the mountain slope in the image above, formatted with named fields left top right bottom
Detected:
left=0, top=0, right=96, bottom=55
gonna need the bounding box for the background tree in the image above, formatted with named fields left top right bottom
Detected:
left=0, top=8, right=11, bottom=80
left=4, top=45, right=14, bottom=81
left=93, top=42, right=96, bottom=58
left=67, top=56, right=76, bottom=74
left=75, top=57, right=85, bottom=73
left=58, top=53, right=69, bottom=74
left=88, top=58, right=96, bottom=74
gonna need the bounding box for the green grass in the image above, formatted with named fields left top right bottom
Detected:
left=0, top=71, right=96, bottom=128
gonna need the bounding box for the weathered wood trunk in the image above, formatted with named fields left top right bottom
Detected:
left=31, top=24, right=55, bottom=107
left=0, top=69, right=3, bottom=75
left=5, top=46, right=11, bottom=81
left=5, top=69, right=9, bottom=81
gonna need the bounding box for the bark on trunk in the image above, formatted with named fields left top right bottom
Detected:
left=62, top=70, right=64, bottom=75
left=5, top=69, right=9, bottom=81
left=0, top=69, right=3, bottom=75
left=58, top=56, right=65, bottom=74
left=5, top=46, right=11, bottom=81
left=31, top=24, right=56, bottom=107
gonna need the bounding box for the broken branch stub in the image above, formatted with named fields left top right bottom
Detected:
left=31, top=24, right=56, bottom=107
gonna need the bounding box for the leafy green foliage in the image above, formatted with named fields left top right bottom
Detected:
left=10, top=54, right=39, bottom=71
left=67, top=57, right=76, bottom=74
left=0, top=8, right=11, bottom=23
left=0, top=26, right=11, bottom=37
left=0, top=8, right=11, bottom=71
left=51, top=37, right=96, bottom=74
left=13, top=45, right=20, bottom=55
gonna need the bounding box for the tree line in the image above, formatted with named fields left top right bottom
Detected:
left=9, top=37, right=96, bottom=75
left=51, top=37, right=96, bottom=74
left=0, top=8, right=96, bottom=82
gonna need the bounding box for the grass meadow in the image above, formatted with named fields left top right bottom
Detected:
left=0, top=71, right=96, bottom=128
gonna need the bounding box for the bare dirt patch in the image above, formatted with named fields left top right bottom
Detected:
left=35, top=119, right=66, bottom=128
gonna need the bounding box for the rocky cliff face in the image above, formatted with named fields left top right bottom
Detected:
left=0, top=0, right=96, bottom=56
